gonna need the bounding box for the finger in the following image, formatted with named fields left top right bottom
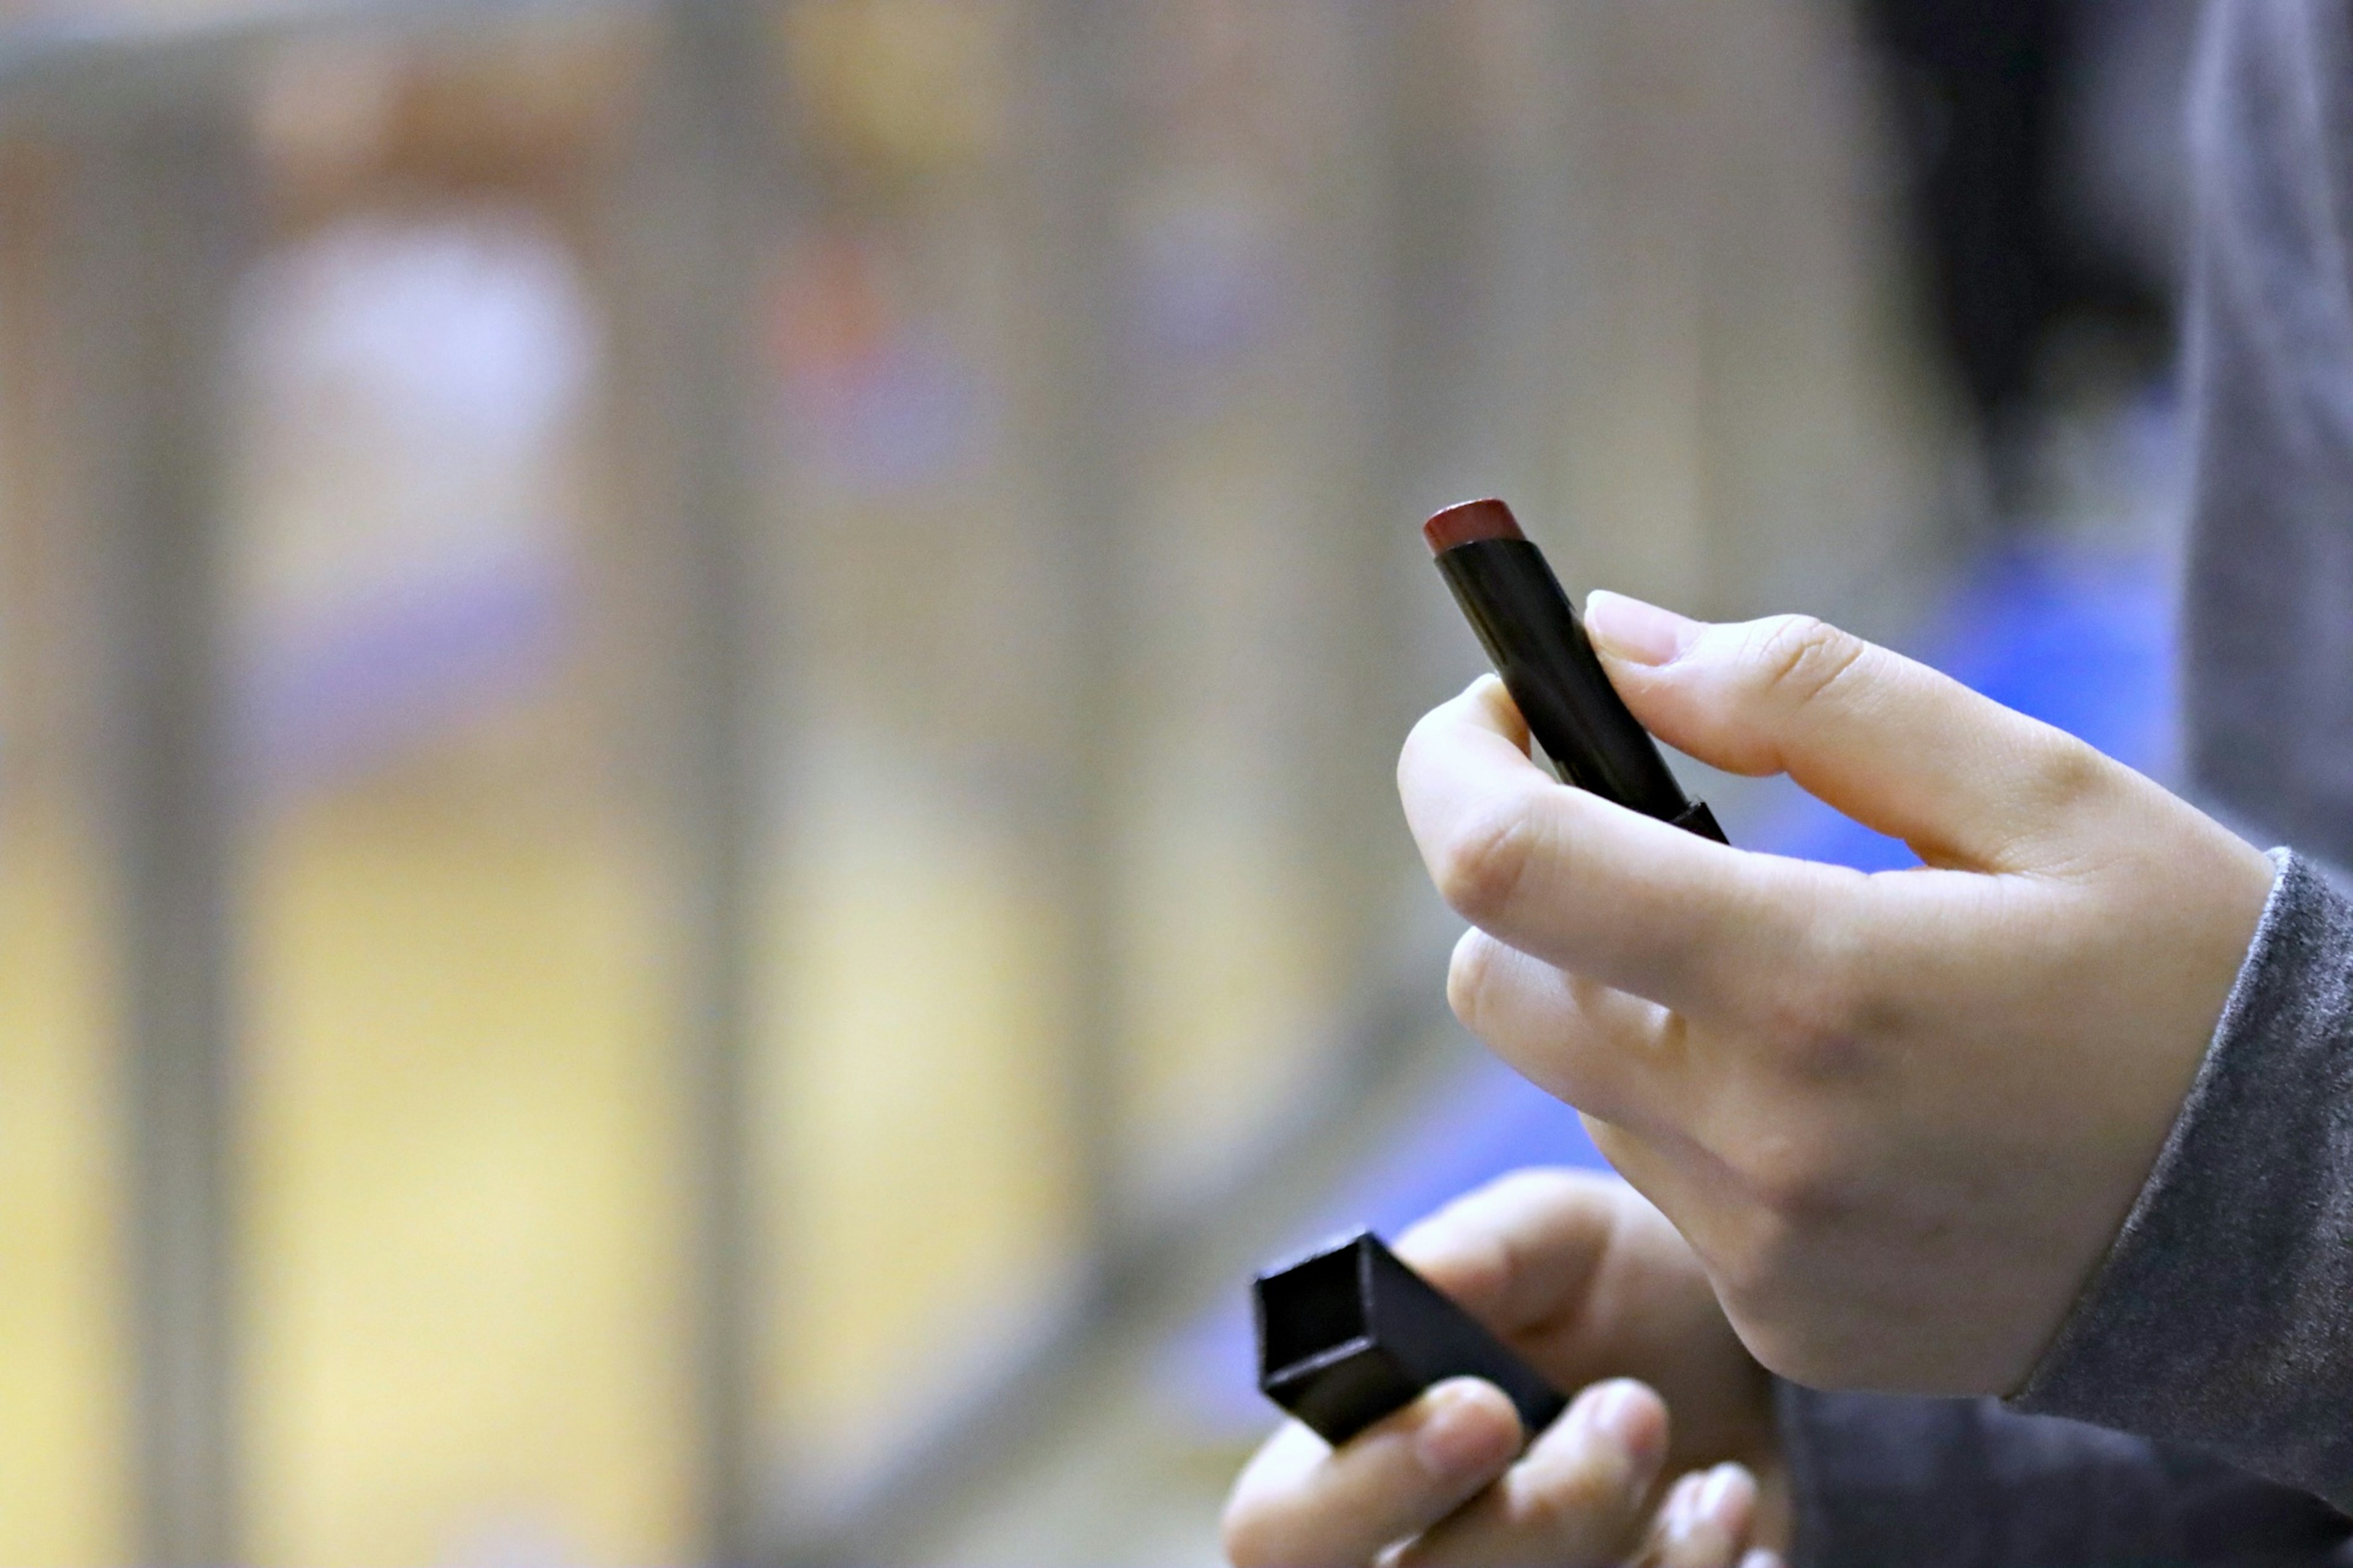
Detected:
left=1399, top=677, right=1866, bottom=1017
left=1444, top=928, right=1691, bottom=1133
left=1739, top=1552, right=1788, bottom=1568
left=1393, top=1167, right=1629, bottom=1338
left=1583, top=593, right=2115, bottom=871
left=1390, top=1379, right=1670, bottom=1567
left=1224, top=1380, right=1521, bottom=1568
left=1631, top=1463, right=1760, bottom=1568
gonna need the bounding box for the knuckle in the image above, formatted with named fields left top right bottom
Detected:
left=1748, top=615, right=1866, bottom=713
left=1745, top=974, right=1867, bottom=1085
left=1726, top=1130, right=1852, bottom=1230
left=1431, top=799, right=1544, bottom=925
left=2025, top=733, right=2112, bottom=817
left=1754, top=980, right=1866, bottom=1081
left=1753, top=912, right=1897, bottom=1084
left=1444, top=930, right=1502, bottom=1029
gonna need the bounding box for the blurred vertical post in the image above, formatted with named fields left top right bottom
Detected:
left=620, top=0, right=778, bottom=1560
left=1313, top=0, right=1442, bottom=992
left=67, top=85, right=254, bottom=1568
left=1026, top=0, right=1131, bottom=1274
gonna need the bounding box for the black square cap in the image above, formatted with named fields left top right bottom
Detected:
left=1252, top=1229, right=1567, bottom=1447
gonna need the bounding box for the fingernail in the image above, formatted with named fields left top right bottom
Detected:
left=1660, top=1472, right=1702, bottom=1542
left=1696, top=1463, right=1752, bottom=1526
left=1584, top=1380, right=1665, bottom=1465
left=1415, top=1382, right=1515, bottom=1479
left=1739, top=1551, right=1786, bottom=1568
left=1584, top=590, right=1699, bottom=667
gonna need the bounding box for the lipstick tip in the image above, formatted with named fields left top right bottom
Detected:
left=1423, top=498, right=1525, bottom=553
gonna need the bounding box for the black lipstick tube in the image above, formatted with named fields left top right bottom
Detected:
left=1426, top=499, right=1725, bottom=843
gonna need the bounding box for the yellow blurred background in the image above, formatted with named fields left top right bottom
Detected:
left=1, top=0, right=2174, bottom=1561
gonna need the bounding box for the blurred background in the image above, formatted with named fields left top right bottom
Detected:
left=0, top=0, right=2200, bottom=1562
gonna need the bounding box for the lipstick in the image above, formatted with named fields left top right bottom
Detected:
left=1424, top=499, right=1725, bottom=843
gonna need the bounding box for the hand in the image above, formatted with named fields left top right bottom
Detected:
left=1400, top=596, right=2276, bottom=1395
left=1222, top=1169, right=1786, bottom=1567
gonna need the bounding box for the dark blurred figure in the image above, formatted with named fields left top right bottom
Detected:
left=1860, top=0, right=2191, bottom=508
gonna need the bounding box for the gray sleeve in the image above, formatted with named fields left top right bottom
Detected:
left=2182, top=0, right=2353, bottom=871
left=2007, top=851, right=2353, bottom=1508
left=1779, top=1384, right=2351, bottom=1567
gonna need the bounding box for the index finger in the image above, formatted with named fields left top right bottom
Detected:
left=1398, top=677, right=1865, bottom=1019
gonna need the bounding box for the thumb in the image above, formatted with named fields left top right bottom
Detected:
left=1583, top=589, right=2109, bottom=871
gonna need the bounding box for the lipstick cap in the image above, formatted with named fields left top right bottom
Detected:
left=1254, top=1229, right=1568, bottom=1447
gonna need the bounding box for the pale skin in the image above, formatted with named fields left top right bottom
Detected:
left=1224, top=1169, right=1786, bottom=1568
left=1224, top=591, right=2276, bottom=1566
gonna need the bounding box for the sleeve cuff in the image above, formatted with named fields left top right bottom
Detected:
left=2010, top=849, right=2353, bottom=1512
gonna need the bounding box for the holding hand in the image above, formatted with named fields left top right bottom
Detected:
left=1222, top=1170, right=1784, bottom=1568
left=1401, top=597, right=2275, bottom=1395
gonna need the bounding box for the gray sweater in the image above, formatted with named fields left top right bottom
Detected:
left=1783, top=2, right=2353, bottom=1560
